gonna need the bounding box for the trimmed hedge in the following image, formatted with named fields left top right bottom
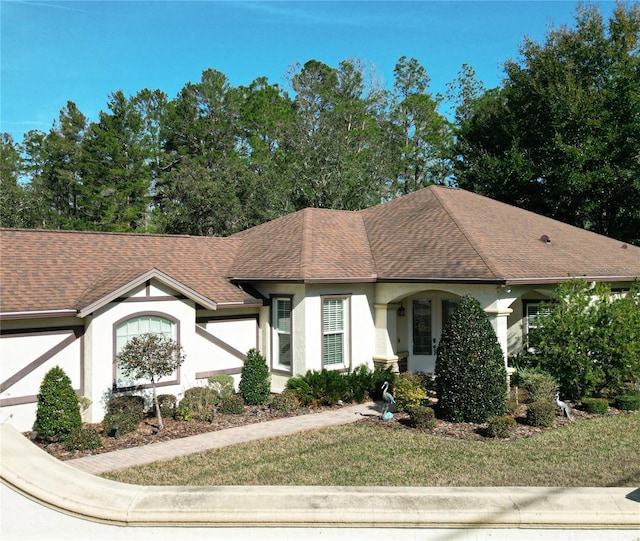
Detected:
left=526, top=400, right=555, bottom=427
left=487, top=415, right=516, bottom=438
left=615, top=391, right=640, bottom=411
left=33, top=366, right=82, bottom=442
left=581, top=397, right=609, bottom=414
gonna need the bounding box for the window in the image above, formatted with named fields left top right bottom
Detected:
left=413, top=299, right=432, bottom=355
left=115, top=314, right=177, bottom=389
left=442, top=299, right=460, bottom=328
left=322, top=297, right=349, bottom=368
left=273, top=297, right=292, bottom=370
left=523, top=301, right=550, bottom=352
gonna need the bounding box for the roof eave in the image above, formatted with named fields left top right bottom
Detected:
left=0, top=309, right=79, bottom=321
left=78, top=268, right=219, bottom=317
left=505, top=275, right=640, bottom=286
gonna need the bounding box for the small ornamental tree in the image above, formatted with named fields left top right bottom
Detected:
left=435, top=295, right=507, bottom=423
left=239, top=348, right=271, bottom=405
left=116, top=333, right=186, bottom=430
left=33, top=366, right=82, bottom=442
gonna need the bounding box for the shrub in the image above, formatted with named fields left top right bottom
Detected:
left=526, top=400, right=555, bottom=427
left=615, top=391, right=640, bottom=411
left=179, top=386, right=218, bottom=421
left=347, top=364, right=374, bottom=403
left=522, top=280, right=640, bottom=400
left=64, top=427, right=103, bottom=451
left=239, top=348, right=271, bottom=405
left=174, top=401, right=193, bottom=421
left=271, top=391, right=300, bottom=412
left=218, top=394, right=245, bottom=414
left=394, top=372, right=427, bottom=412
left=581, top=397, right=609, bottom=414
left=286, top=369, right=349, bottom=406
left=155, top=394, right=177, bottom=418
left=406, top=405, right=436, bottom=430
left=368, top=366, right=396, bottom=401
left=516, top=368, right=558, bottom=404
left=33, top=366, right=82, bottom=442
left=208, top=374, right=235, bottom=402
left=107, top=395, right=145, bottom=425
left=103, top=412, right=138, bottom=437
left=487, top=416, right=516, bottom=438
left=435, top=295, right=507, bottom=423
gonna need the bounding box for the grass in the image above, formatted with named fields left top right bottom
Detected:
left=101, top=413, right=640, bottom=487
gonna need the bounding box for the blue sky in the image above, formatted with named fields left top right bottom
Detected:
left=1, top=0, right=618, bottom=143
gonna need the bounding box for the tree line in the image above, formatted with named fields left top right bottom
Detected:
left=1, top=3, right=638, bottom=244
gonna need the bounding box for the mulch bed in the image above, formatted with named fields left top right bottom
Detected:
left=29, top=400, right=626, bottom=462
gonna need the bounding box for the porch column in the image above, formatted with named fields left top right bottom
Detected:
left=484, top=307, right=512, bottom=367
left=372, top=303, right=399, bottom=373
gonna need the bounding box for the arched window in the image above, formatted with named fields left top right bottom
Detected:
left=114, top=314, right=178, bottom=390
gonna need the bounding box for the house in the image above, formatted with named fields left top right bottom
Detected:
left=1, top=186, right=638, bottom=431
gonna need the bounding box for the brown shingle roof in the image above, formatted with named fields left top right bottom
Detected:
left=0, top=230, right=251, bottom=314
left=2, top=186, right=638, bottom=316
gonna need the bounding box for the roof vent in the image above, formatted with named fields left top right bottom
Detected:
left=540, top=234, right=551, bottom=244
left=622, top=244, right=628, bottom=249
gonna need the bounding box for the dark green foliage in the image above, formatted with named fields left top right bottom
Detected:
left=33, top=366, right=82, bottom=442
left=103, top=412, right=138, bottom=437
left=615, top=391, right=640, bottom=411
left=347, top=364, right=376, bottom=403
left=271, top=391, right=300, bottom=412
left=522, top=280, right=640, bottom=400
left=394, top=372, right=427, bottom=412
left=107, top=395, right=145, bottom=425
left=406, top=405, right=436, bottom=430
left=155, top=394, right=177, bottom=419
left=435, top=295, right=507, bottom=423
left=367, top=366, right=397, bottom=401
left=581, top=397, right=609, bottom=414
left=218, top=394, right=245, bottom=415
left=487, top=416, right=517, bottom=438
left=526, top=400, right=555, bottom=427
left=516, top=368, right=558, bottom=403
left=179, top=386, right=218, bottom=421
left=239, top=348, right=271, bottom=405
left=64, top=427, right=103, bottom=451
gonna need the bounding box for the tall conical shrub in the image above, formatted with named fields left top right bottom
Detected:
left=33, top=366, right=82, bottom=441
left=239, top=348, right=271, bottom=405
left=435, top=295, right=507, bottom=423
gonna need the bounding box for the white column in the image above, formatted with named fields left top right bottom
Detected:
left=484, top=307, right=513, bottom=367
left=372, top=303, right=399, bottom=372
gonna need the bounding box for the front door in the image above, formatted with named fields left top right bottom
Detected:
left=410, top=298, right=436, bottom=373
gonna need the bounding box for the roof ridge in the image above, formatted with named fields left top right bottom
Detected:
left=431, top=187, right=503, bottom=281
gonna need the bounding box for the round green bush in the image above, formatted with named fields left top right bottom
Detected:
left=154, top=394, right=177, bottom=418
left=218, top=394, right=245, bottom=414
left=107, top=395, right=145, bottom=424
left=526, top=400, right=555, bottom=427
left=207, top=374, right=235, bottom=401
left=103, top=412, right=138, bottom=438
left=271, top=391, right=300, bottom=412
left=406, top=405, right=436, bottom=430
left=581, top=397, right=609, bottom=414
left=64, top=427, right=103, bottom=451
left=435, top=295, right=507, bottom=423
left=33, top=366, right=82, bottom=442
left=394, top=372, right=427, bottom=412
left=615, top=391, right=640, bottom=411
left=516, top=368, right=558, bottom=403
left=180, top=386, right=218, bottom=421
left=239, top=348, right=271, bottom=405
left=487, top=415, right=516, bottom=438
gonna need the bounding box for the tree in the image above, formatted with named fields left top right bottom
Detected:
left=239, top=348, right=270, bottom=405
left=388, top=56, right=454, bottom=195
left=0, top=133, right=27, bottom=227
left=116, top=333, right=186, bottom=430
left=33, top=366, right=82, bottom=442
left=435, top=295, right=507, bottom=423
left=524, top=279, right=640, bottom=399
left=455, top=3, right=640, bottom=245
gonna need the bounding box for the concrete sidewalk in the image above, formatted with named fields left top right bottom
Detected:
left=67, top=401, right=381, bottom=475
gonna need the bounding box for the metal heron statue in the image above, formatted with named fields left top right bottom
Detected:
left=555, top=391, right=573, bottom=419
left=381, top=381, right=395, bottom=420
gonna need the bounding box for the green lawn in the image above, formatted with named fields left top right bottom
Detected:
left=101, top=413, right=640, bottom=487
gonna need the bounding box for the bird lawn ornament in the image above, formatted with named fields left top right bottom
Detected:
left=555, top=391, right=573, bottom=420
left=381, top=381, right=395, bottom=420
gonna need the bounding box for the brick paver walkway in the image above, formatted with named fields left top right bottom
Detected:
left=66, top=402, right=381, bottom=475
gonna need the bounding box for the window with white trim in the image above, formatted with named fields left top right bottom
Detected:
left=115, top=315, right=177, bottom=389
left=523, top=301, right=551, bottom=352
left=322, top=297, right=349, bottom=368
left=273, top=297, right=292, bottom=371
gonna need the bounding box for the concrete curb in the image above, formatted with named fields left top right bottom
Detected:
left=1, top=422, right=639, bottom=531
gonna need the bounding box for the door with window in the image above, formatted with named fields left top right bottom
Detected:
left=409, top=296, right=460, bottom=373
